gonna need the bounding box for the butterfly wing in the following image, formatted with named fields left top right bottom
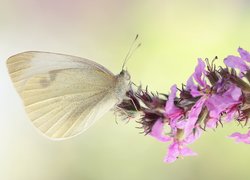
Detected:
left=7, top=51, right=118, bottom=140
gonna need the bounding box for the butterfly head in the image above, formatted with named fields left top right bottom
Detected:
left=119, top=69, right=131, bottom=81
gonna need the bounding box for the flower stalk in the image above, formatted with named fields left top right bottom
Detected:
left=117, top=47, right=250, bottom=163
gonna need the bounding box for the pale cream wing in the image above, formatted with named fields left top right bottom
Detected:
left=7, top=51, right=114, bottom=94
left=6, top=52, right=118, bottom=140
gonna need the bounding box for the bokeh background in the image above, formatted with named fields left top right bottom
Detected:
left=1, top=0, right=250, bottom=180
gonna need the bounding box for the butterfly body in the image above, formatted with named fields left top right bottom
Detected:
left=114, top=70, right=131, bottom=102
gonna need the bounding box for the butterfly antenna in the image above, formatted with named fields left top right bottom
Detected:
left=126, top=43, right=141, bottom=64
left=122, top=34, right=141, bottom=70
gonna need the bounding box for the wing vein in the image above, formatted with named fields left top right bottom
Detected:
left=25, top=90, right=106, bottom=107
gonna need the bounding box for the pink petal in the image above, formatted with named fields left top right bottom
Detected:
left=180, top=146, right=197, bottom=157
left=165, top=85, right=183, bottom=120
left=186, top=75, right=201, bottom=97
left=193, top=58, right=207, bottom=87
left=224, top=55, right=248, bottom=72
left=186, top=59, right=207, bottom=98
left=164, top=141, right=197, bottom=163
left=164, top=142, right=179, bottom=163
left=150, top=119, right=171, bottom=142
left=238, top=47, right=250, bottom=62
left=229, top=130, right=250, bottom=144
left=205, top=85, right=242, bottom=123
left=184, top=97, right=206, bottom=136
left=184, top=127, right=202, bottom=144
left=186, top=76, right=196, bottom=91
left=206, top=117, right=218, bottom=128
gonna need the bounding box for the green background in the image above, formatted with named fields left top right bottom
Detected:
left=1, top=0, right=250, bottom=180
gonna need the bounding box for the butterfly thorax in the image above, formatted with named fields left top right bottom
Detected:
left=114, top=70, right=131, bottom=103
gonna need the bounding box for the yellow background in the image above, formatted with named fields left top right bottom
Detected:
left=1, top=1, right=250, bottom=180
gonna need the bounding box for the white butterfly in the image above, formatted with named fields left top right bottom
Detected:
left=6, top=51, right=131, bottom=140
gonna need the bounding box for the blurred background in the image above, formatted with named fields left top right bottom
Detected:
left=1, top=0, right=250, bottom=179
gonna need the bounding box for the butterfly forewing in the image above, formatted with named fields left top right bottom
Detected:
left=7, top=51, right=119, bottom=140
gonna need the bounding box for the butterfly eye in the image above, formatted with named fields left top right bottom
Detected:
left=120, top=70, right=130, bottom=80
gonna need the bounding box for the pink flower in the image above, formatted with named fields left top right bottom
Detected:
left=186, top=59, right=208, bottom=97
left=238, top=47, right=250, bottom=62
left=151, top=84, right=202, bottom=163
left=165, top=85, right=184, bottom=135
left=165, top=85, right=184, bottom=121
left=150, top=119, right=171, bottom=142
left=164, top=140, right=197, bottom=163
left=205, top=84, right=242, bottom=128
left=193, top=58, right=207, bottom=87
left=186, top=59, right=242, bottom=129
left=229, top=130, right=250, bottom=144
left=184, top=127, right=202, bottom=144
left=183, top=97, right=206, bottom=136
left=224, top=47, right=250, bottom=74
